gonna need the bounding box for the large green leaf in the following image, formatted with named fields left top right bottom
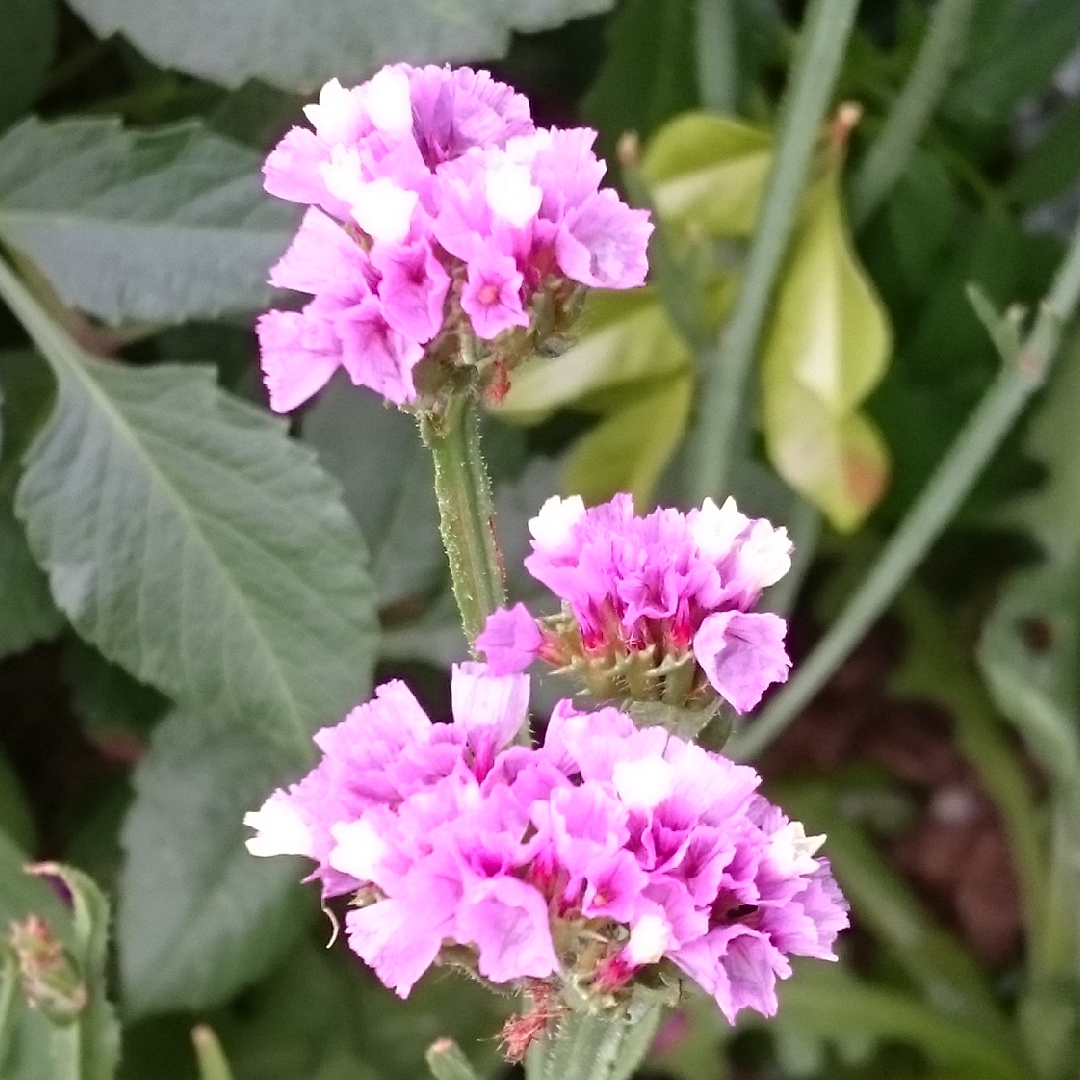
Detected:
left=0, top=117, right=297, bottom=325
left=118, top=714, right=310, bottom=1018
left=65, top=0, right=617, bottom=92
left=0, top=0, right=56, bottom=132
left=302, top=373, right=443, bottom=609
left=1, top=262, right=377, bottom=750
left=642, top=112, right=773, bottom=238
left=761, top=169, right=892, bottom=531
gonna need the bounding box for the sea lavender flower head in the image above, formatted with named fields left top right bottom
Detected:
left=257, top=65, right=653, bottom=414
left=477, top=493, right=793, bottom=733
left=245, top=669, right=848, bottom=1043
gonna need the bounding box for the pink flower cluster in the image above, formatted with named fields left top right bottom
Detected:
left=257, top=65, right=653, bottom=412
left=245, top=664, right=847, bottom=1022
left=478, top=494, right=793, bottom=714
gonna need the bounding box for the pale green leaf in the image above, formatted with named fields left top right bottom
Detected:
left=642, top=112, right=773, bottom=237
left=497, top=289, right=688, bottom=419
left=0, top=117, right=297, bottom=325
left=65, top=0, right=617, bottom=92
left=761, top=171, right=892, bottom=530
left=3, top=262, right=378, bottom=749
left=562, top=373, right=693, bottom=507
left=118, top=714, right=309, bottom=1018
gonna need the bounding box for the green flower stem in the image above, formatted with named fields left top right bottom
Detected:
left=192, top=1025, right=236, bottom=1080
left=525, top=1006, right=663, bottom=1080
left=420, top=394, right=506, bottom=647
left=685, top=0, right=861, bottom=505
left=696, top=0, right=739, bottom=115
left=850, top=0, right=975, bottom=227
left=426, top=1038, right=482, bottom=1080
left=729, top=212, right=1080, bottom=762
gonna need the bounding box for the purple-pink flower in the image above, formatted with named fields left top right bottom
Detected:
left=257, top=65, right=653, bottom=412
left=477, top=494, right=793, bottom=714
left=245, top=666, right=847, bottom=1020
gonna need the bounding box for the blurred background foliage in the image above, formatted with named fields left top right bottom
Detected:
left=2, top=0, right=1080, bottom=1078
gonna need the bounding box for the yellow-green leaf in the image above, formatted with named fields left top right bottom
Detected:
left=562, top=373, right=693, bottom=508
left=643, top=112, right=773, bottom=237
left=496, top=288, right=689, bottom=419
left=762, top=170, right=892, bottom=531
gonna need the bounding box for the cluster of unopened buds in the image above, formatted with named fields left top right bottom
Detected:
left=258, top=63, right=651, bottom=414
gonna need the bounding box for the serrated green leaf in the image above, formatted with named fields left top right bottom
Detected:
left=497, top=289, right=689, bottom=419
left=1, top=261, right=377, bottom=749
left=761, top=170, right=892, bottom=530
left=302, top=374, right=443, bottom=608
left=0, top=0, right=57, bottom=132
left=0, top=117, right=297, bottom=325
left=562, top=373, right=693, bottom=507
left=642, top=112, right=773, bottom=237
left=118, top=714, right=310, bottom=1018
left=65, top=0, right=617, bottom=92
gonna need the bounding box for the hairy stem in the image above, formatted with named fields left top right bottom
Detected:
left=421, top=394, right=506, bottom=647
left=850, top=0, right=976, bottom=226
left=684, top=0, right=862, bottom=505
left=526, top=1007, right=662, bottom=1080
left=729, top=213, right=1080, bottom=761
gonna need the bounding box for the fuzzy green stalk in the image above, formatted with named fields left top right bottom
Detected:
left=696, top=0, right=739, bottom=115
left=525, top=1005, right=663, bottom=1080
left=729, top=210, right=1080, bottom=762
left=420, top=394, right=506, bottom=647
left=684, top=0, right=862, bottom=506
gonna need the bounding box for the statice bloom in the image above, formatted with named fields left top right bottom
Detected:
left=245, top=668, right=847, bottom=1023
left=257, top=65, right=653, bottom=412
left=477, top=494, right=792, bottom=717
